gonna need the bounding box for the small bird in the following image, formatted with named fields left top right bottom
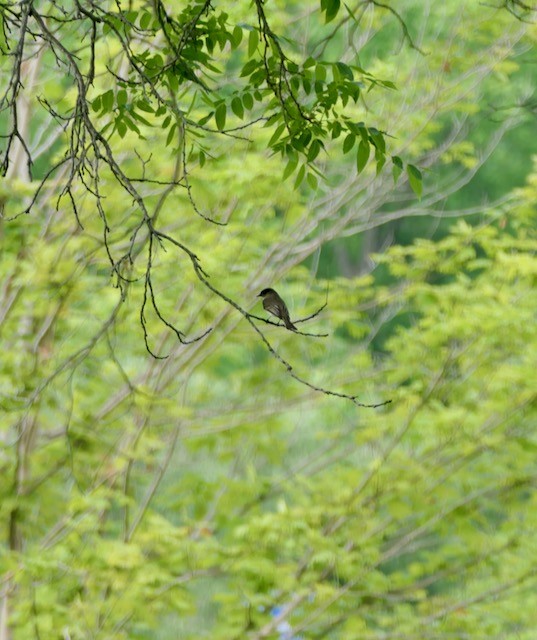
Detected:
left=258, top=288, right=297, bottom=331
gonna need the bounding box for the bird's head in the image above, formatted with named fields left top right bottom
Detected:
left=258, top=288, right=276, bottom=297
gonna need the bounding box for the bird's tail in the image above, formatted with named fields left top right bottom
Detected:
left=285, top=318, right=297, bottom=331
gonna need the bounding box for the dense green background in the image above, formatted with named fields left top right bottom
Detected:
left=1, top=1, right=536, bottom=638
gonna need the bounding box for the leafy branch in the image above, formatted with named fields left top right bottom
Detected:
left=0, top=0, right=406, bottom=409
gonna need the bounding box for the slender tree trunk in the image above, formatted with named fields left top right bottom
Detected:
left=1, top=43, right=43, bottom=640
left=6, top=51, right=42, bottom=182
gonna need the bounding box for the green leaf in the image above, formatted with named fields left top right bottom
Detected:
left=131, top=110, right=152, bottom=126
left=240, top=59, right=260, bottom=78
left=407, top=164, right=423, bottom=198
left=268, top=123, right=286, bottom=147
left=167, top=71, right=179, bottom=94
left=242, top=93, right=254, bottom=110
left=101, top=90, right=114, bottom=113
left=166, top=122, right=177, bottom=146
left=232, top=25, right=243, bottom=48
left=198, top=111, right=213, bottom=126
left=116, top=118, right=127, bottom=138
left=356, top=140, right=370, bottom=173
left=231, top=96, right=244, bottom=119
left=358, top=125, right=369, bottom=145
left=287, top=61, right=299, bottom=74
left=331, top=121, right=342, bottom=139
left=123, top=115, right=141, bottom=134
left=380, top=79, right=397, bottom=89
left=291, top=135, right=305, bottom=152
left=307, top=139, right=322, bottom=162
left=343, top=133, right=355, bottom=154
left=124, top=10, right=138, bottom=25
left=139, top=12, right=152, bottom=30
left=116, top=90, right=128, bottom=107
left=294, top=163, right=306, bottom=188
left=335, top=62, right=353, bottom=81
left=299, top=130, right=312, bottom=148
left=307, top=172, right=318, bottom=189
left=282, top=153, right=298, bottom=181
left=146, top=53, right=163, bottom=73
left=368, top=127, right=385, bottom=154
left=348, top=121, right=368, bottom=144
left=392, top=155, right=403, bottom=183
left=248, top=29, right=259, bottom=57
left=322, top=0, right=341, bottom=23
left=375, top=149, right=386, bottom=175
left=215, top=103, right=226, bottom=130
left=136, top=99, right=153, bottom=113
left=315, top=64, right=327, bottom=81
left=264, top=113, right=282, bottom=128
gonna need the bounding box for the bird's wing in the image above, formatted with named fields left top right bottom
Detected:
left=264, top=301, right=283, bottom=319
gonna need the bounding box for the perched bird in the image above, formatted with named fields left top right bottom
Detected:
left=258, top=288, right=297, bottom=331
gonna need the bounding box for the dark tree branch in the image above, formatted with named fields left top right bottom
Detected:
left=154, top=229, right=391, bottom=409
left=481, top=0, right=537, bottom=21
left=1, top=0, right=392, bottom=409
left=248, top=302, right=329, bottom=337
left=368, top=1, right=427, bottom=55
